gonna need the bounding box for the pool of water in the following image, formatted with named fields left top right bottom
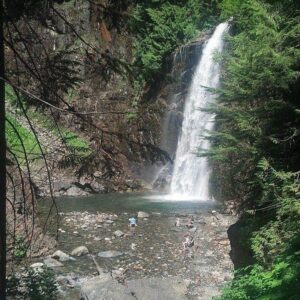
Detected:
left=39, top=192, right=221, bottom=215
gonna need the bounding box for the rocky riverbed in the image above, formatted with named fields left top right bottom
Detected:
left=29, top=205, right=237, bottom=300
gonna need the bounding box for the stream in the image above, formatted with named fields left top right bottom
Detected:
left=38, top=193, right=236, bottom=300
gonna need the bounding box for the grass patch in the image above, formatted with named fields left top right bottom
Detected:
left=6, top=83, right=91, bottom=160
left=6, top=113, right=41, bottom=163
left=26, top=109, right=91, bottom=158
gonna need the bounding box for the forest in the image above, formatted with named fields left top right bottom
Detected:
left=1, top=0, right=299, bottom=299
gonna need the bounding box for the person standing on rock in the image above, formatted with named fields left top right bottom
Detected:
left=183, top=234, right=194, bottom=250
left=129, top=216, right=137, bottom=228
left=186, top=216, right=194, bottom=229
left=129, top=216, right=137, bottom=235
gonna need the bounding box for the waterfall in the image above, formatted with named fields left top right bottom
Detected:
left=169, top=22, right=229, bottom=200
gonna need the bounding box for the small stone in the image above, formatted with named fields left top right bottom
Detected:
left=98, top=250, right=124, bottom=258
left=113, top=230, right=124, bottom=238
left=104, top=237, right=111, bottom=241
left=105, top=220, right=114, bottom=224
left=112, top=269, right=123, bottom=278
left=218, top=239, right=230, bottom=245
left=133, top=265, right=143, bottom=271
left=93, top=171, right=101, bottom=178
left=71, top=246, right=89, bottom=257
left=189, top=227, right=197, bottom=233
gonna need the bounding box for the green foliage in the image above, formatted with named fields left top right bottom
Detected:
left=204, top=0, right=300, bottom=299
left=13, top=236, right=28, bottom=261
left=28, top=108, right=91, bottom=162
left=216, top=252, right=300, bottom=300
left=207, top=0, right=300, bottom=199
left=130, top=0, right=220, bottom=84
left=5, top=87, right=34, bottom=160
left=7, top=266, right=58, bottom=300
left=66, top=88, right=77, bottom=103
left=6, top=113, right=41, bottom=163
left=250, top=160, right=300, bottom=265
left=5, top=84, right=22, bottom=107
left=6, top=85, right=91, bottom=163
left=25, top=266, right=58, bottom=300
left=126, top=111, right=137, bottom=121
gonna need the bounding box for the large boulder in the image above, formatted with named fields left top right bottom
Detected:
left=52, top=250, right=75, bottom=262
left=137, top=211, right=150, bottom=218
left=80, top=274, right=135, bottom=300
left=90, top=180, right=106, bottom=193
left=80, top=275, right=189, bottom=300
left=53, top=181, right=72, bottom=192
left=126, top=277, right=189, bottom=300
left=66, top=186, right=88, bottom=196
left=43, top=258, right=63, bottom=268
left=30, top=262, right=45, bottom=272
left=71, top=246, right=89, bottom=257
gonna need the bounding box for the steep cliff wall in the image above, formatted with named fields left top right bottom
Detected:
left=6, top=0, right=213, bottom=196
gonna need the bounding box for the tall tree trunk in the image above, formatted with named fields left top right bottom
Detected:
left=0, top=0, right=6, bottom=298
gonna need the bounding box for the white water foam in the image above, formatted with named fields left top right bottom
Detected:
left=169, top=22, right=229, bottom=200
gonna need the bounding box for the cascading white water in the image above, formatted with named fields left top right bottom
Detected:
left=170, top=22, right=229, bottom=200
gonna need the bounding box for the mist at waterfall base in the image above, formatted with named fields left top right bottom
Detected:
left=150, top=22, right=230, bottom=202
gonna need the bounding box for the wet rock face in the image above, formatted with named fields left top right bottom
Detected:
left=7, top=0, right=165, bottom=196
